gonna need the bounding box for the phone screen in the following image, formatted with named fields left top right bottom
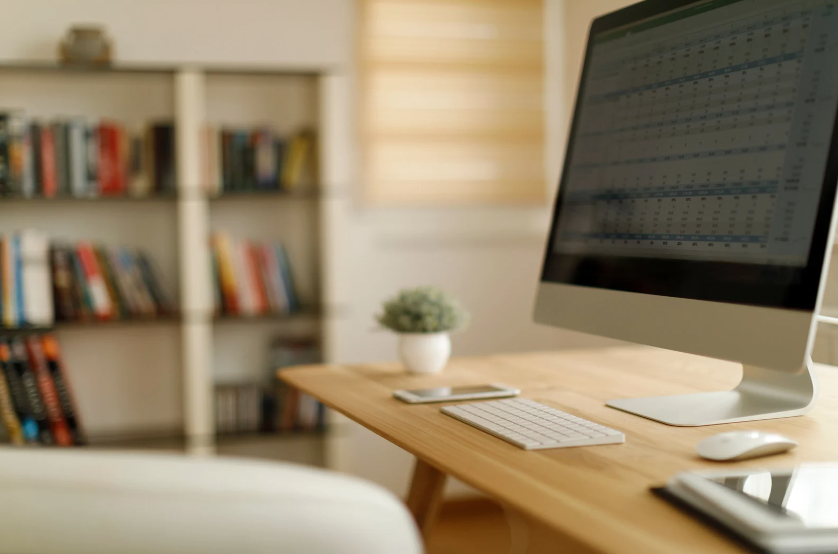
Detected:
left=408, top=385, right=507, bottom=399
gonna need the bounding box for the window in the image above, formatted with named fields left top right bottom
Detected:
left=360, top=0, right=546, bottom=205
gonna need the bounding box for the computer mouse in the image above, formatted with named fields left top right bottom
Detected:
left=695, top=431, right=797, bottom=461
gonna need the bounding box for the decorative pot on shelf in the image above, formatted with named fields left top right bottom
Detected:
left=397, top=332, right=451, bottom=375
left=59, top=25, right=113, bottom=66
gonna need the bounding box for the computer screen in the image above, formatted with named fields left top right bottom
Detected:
left=542, top=0, right=838, bottom=309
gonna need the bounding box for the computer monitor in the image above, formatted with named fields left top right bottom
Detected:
left=535, top=0, right=838, bottom=426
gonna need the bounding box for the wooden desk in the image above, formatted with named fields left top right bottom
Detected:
left=281, top=347, right=838, bottom=554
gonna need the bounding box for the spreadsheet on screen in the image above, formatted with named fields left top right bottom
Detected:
left=554, top=0, right=838, bottom=266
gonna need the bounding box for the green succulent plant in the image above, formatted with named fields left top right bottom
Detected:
left=376, top=286, right=469, bottom=334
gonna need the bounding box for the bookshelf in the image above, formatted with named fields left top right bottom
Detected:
left=0, top=62, right=344, bottom=462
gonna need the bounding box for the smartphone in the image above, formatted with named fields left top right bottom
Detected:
left=392, top=384, right=520, bottom=404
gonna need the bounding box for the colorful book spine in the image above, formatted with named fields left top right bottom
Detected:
left=135, top=253, right=172, bottom=314
left=0, top=236, right=14, bottom=326
left=13, top=235, right=24, bottom=326
left=7, top=113, right=26, bottom=196
left=98, top=122, right=122, bottom=196
left=0, top=339, right=39, bottom=444
left=8, top=337, right=52, bottom=444
left=94, top=246, right=127, bottom=319
left=212, top=234, right=240, bottom=315
left=29, top=122, right=43, bottom=198
left=51, top=246, right=77, bottom=321
left=69, top=248, right=94, bottom=320
left=0, top=113, right=11, bottom=195
left=25, top=336, right=72, bottom=446
left=76, top=242, right=113, bottom=320
left=20, top=119, right=35, bottom=198
left=274, top=244, right=299, bottom=313
left=68, top=118, right=87, bottom=197
left=151, top=123, right=175, bottom=193
left=52, top=121, right=69, bottom=196
left=0, top=342, right=24, bottom=445
left=85, top=122, right=98, bottom=195
left=41, top=334, right=85, bottom=445
left=40, top=125, right=57, bottom=198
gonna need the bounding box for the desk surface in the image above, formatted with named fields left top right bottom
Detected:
left=281, top=347, right=838, bottom=554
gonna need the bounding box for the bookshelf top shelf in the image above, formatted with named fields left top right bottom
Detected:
left=0, top=189, right=323, bottom=203
left=0, top=61, right=329, bottom=78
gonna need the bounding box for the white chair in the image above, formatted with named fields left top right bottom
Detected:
left=0, top=448, right=423, bottom=554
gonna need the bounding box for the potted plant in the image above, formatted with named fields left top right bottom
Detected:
left=376, top=286, right=469, bottom=374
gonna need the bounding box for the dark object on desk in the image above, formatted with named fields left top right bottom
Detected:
left=58, top=26, right=113, bottom=66
left=657, top=465, right=838, bottom=554
left=652, top=487, right=768, bottom=554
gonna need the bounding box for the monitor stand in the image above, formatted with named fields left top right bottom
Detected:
left=605, top=360, right=817, bottom=426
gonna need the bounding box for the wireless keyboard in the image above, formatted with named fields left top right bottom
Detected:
left=441, top=398, right=625, bottom=450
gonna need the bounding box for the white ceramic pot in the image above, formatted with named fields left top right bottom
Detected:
left=397, top=332, right=451, bottom=374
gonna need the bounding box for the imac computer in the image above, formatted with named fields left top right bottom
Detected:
left=535, top=0, right=838, bottom=426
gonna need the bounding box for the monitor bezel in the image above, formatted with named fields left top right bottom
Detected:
left=540, top=0, right=838, bottom=311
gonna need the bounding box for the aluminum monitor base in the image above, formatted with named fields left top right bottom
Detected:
left=606, top=360, right=817, bottom=426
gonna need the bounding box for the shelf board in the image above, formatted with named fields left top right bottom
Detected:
left=0, top=190, right=321, bottom=203
left=0, top=325, right=53, bottom=334
left=0, top=61, right=328, bottom=78
left=0, top=194, right=178, bottom=204
left=55, top=314, right=181, bottom=328
left=213, top=309, right=321, bottom=323
left=209, top=189, right=320, bottom=201
left=215, top=429, right=328, bottom=444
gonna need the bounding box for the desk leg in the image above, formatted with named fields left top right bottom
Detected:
left=406, top=458, right=447, bottom=540
left=504, top=505, right=592, bottom=554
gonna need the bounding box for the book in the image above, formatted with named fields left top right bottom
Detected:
left=118, top=248, right=156, bottom=316
left=94, top=246, right=128, bottom=319
left=98, top=121, right=123, bottom=196
left=8, top=112, right=26, bottom=196
left=7, top=337, right=52, bottom=444
left=254, top=128, right=279, bottom=190
left=76, top=242, right=113, bottom=319
left=40, top=125, right=57, bottom=198
left=25, top=336, right=72, bottom=446
left=151, top=122, right=175, bottom=193
left=13, top=235, right=24, bottom=326
left=281, top=130, right=313, bottom=190
left=85, top=121, right=98, bottom=195
left=29, top=122, right=43, bottom=198
left=0, top=342, right=24, bottom=445
left=20, top=118, right=35, bottom=198
left=212, top=233, right=240, bottom=315
left=41, top=334, right=85, bottom=445
left=0, top=236, right=15, bottom=326
left=0, top=339, right=39, bottom=444
left=235, top=240, right=258, bottom=316
left=19, top=230, right=54, bottom=327
left=274, top=244, right=299, bottom=313
left=0, top=113, right=11, bottom=195
left=67, top=118, right=88, bottom=197
left=51, top=246, right=77, bottom=321
left=107, top=248, right=142, bottom=316
left=221, top=130, right=233, bottom=191
left=52, top=121, right=69, bottom=196
left=128, top=133, right=151, bottom=197
left=135, top=252, right=173, bottom=314
left=205, top=125, right=222, bottom=196
left=69, top=248, right=94, bottom=320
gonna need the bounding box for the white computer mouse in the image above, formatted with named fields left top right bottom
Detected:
left=696, top=431, right=797, bottom=461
